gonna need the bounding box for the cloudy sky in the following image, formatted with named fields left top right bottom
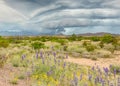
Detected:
left=0, top=0, right=120, bottom=35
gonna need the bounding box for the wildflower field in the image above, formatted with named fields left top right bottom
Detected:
left=0, top=34, right=120, bottom=86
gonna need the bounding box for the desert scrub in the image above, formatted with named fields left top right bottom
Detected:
left=99, top=41, right=104, bottom=48
left=91, top=56, right=98, bottom=61
left=10, top=54, right=28, bottom=67
left=101, top=34, right=114, bottom=43
left=110, top=65, right=120, bottom=74
left=85, top=45, right=96, bottom=52
left=10, top=77, right=18, bottom=85
left=0, top=40, right=9, bottom=48
left=31, top=42, right=45, bottom=50
left=0, top=55, right=8, bottom=68
left=18, top=74, right=25, bottom=80
left=101, top=54, right=114, bottom=58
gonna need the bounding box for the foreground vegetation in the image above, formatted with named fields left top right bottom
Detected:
left=0, top=34, right=120, bottom=86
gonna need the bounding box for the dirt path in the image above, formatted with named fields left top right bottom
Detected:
left=65, top=55, right=120, bottom=68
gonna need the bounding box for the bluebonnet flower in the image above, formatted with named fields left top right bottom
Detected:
left=36, top=52, right=38, bottom=59
left=80, top=74, right=83, bottom=81
left=53, top=52, right=56, bottom=57
left=92, top=66, right=95, bottom=71
left=63, top=62, right=66, bottom=68
left=66, top=54, right=68, bottom=59
left=114, top=69, right=116, bottom=78
left=47, top=70, right=53, bottom=76
left=103, top=67, right=109, bottom=76
left=73, top=73, right=78, bottom=86
left=21, top=54, right=26, bottom=60
left=88, top=74, right=92, bottom=81
left=40, top=51, right=43, bottom=58
left=102, top=80, right=106, bottom=86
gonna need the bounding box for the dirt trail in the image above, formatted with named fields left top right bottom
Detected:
left=65, top=55, right=120, bottom=68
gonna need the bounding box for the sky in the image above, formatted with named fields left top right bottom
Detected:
left=0, top=0, right=120, bottom=35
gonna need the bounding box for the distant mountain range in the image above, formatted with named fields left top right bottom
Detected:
left=76, top=32, right=120, bottom=36
left=0, top=31, right=119, bottom=36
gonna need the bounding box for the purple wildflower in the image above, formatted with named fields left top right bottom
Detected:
left=40, top=51, right=43, bottom=58
left=66, top=54, right=68, bottom=59
left=53, top=52, right=56, bottom=57
left=88, top=74, right=92, bottom=81
left=21, top=54, right=26, bottom=60
left=102, top=80, right=106, bottom=86
left=63, top=62, right=66, bottom=68
left=80, top=74, right=83, bottom=81
left=114, top=69, right=116, bottom=78
left=36, top=52, right=38, bottom=59
left=47, top=70, right=53, bottom=76
left=92, top=66, right=95, bottom=71
left=103, top=67, right=109, bottom=76
left=73, top=73, right=78, bottom=86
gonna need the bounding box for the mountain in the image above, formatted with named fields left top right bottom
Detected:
left=76, top=32, right=120, bottom=36
left=0, top=31, right=119, bottom=36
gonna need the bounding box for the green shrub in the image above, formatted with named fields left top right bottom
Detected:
left=63, top=45, right=68, bottom=51
left=57, top=39, right=67, bottom=45
left=110, top=65, right=120, bottom=74
left=10, top=78, right=18, bottom=85
left=0, top=40, right=9, bottom=48
left=101, top=54, right=113, bottom=58
left=91, top=57, right=97, bottom=60
left=83, top=41, right=88, bottom=47
left=31, top=42, right=45, bottom=49
left=69, top=34, right=77, bottom=41
left=85, top=45, right=95, bottom=52
left=90, top=36, right=100, bottom=41
left=99, top=41, right=104, bottom=48
left=101, top=34, right=114, bottom=43
left=0, top=55, right=8, bottom=68
left=18, top=75, right=25, bottom=80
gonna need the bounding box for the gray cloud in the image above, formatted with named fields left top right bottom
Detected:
left=0, top=0, right=119, bottom=34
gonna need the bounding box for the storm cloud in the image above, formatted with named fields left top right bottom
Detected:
left=0, top=0, right=120, bottom=35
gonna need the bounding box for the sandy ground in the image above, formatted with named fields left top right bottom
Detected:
left=65, top=55, right=120, bottom=68
left=0, top=65, right=31, bottom=86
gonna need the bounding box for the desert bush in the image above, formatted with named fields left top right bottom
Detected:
left=10, top=77, right=18, bottom=85
left=101, top=34, right=114, bottom=43
left=85, top=45, right=96, bottom=52
left=0, top=40, right=9, bottom=48
left=18, top=75, right=25, bottom=80
left=83, top=41, right=88, bottom=47
left=110, top=65, right=120, bottom=74
left=63, top=45, right=68, bottom=51
left=57, top=39, right=67, bottom=45
left=0, top=55, right=8, bottom=68
left=68, top=34, right=77, bottom=41
left=90, top=36, right=100, bottom=41
left=91, top=56, right=97, bottom=60
left=31, top=42, right=45, bottom=50
left=99, top=41, right=104, bottom=48
left=99, top=53, right=114, bottom=58
left=104, top=44, right=115, bottom=54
